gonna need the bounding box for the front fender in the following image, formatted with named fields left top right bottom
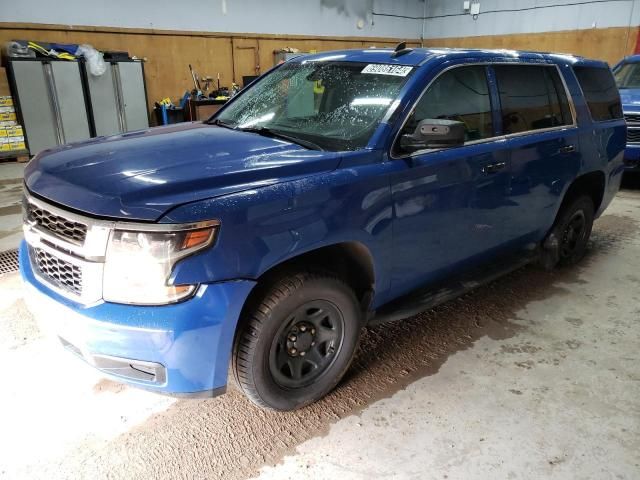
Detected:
left=162, top=152, right=396, bottom=307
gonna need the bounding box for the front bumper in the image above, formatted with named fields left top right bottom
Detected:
left=624, top=144, right=640, bottom=171
left=19, top=241, right=255, bottom=396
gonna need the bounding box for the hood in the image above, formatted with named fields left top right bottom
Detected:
left=25, top=123, right=341, bottom=221
left=620, top=88, right=640, bottom=110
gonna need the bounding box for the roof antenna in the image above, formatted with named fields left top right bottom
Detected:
left=391, top=41, right=413, bottom=58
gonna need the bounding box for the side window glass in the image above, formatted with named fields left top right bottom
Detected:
left=544, top=68, right=573, bottom=126
left=573, top=66, right=623, bottom=121
left=494, top=65, right=572, bottom=134
left=401, top=65, right=493, bottom=144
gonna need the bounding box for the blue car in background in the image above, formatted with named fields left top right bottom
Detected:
left=614, top=55, right=640, bottom=173
left=20, top=47, right=625, bottom=410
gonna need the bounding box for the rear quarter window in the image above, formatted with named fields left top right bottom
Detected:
left=573, top=66, right=623, bottom=121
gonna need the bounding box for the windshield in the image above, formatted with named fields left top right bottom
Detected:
left=212, top=61, right=413, bottom=151
left=614, top=62, right=640, bottom=89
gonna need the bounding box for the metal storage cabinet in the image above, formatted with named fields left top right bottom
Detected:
left=84, top=60, right=149, bottom=137
left=8, top=59, right=92, bottom=154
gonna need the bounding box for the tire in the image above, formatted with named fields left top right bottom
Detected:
left=541, top=195, right=595, bottom=269
left=232, top=271, right=362, bottom=411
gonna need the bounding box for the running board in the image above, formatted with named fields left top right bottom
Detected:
left=369, top=250, right=540, bottom=326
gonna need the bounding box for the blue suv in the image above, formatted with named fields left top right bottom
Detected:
left=614, top=55, right=640, bottom=173
left=20, top=47, right=625, bottom=410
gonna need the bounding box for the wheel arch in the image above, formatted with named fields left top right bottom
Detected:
left=239, top=241, right=376, bottom=326
left=559, top=170, right=606, bottom=216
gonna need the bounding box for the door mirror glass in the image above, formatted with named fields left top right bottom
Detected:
left=400, top=118, right=465, bottom=152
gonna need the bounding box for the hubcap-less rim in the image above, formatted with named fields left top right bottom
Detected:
left=560, top=210, right=586, bottom=258
left=269, top=300, right=345, bottom=389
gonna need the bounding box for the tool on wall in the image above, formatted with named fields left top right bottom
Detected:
left=188, top=64, right=202, bottom=93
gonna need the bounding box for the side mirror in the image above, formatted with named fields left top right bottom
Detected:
left=400, top=119, right=465, bottom=152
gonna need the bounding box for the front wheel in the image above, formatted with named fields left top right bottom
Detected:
left=232, top=271, right=362, bottom=411
left=541, top=195, right=595, bottom=269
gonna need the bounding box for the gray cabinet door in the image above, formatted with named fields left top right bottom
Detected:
left=117, top=62, right=149, bottom=132
left=50, top=62, right=91, bottom=144
left=86, top=65, right=121, bottom=137
left=11, top=61, right=58, bottom=154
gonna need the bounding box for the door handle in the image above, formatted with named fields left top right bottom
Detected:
left=481, top=161, right=506, bottom=174
left=558, top=145, right=576, bottom=154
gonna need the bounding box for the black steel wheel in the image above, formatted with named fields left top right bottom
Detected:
left=541, top=195, right=594, bottom=269
left=233, top=271, right=362, bottom=411
left=269, top=300, right=345, bottom=389
left=559, top=209, right=587, bottom=260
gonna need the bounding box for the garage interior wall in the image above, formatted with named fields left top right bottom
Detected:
left=1, top=0, right=640, bottom=114
left=0, top=0, right=424, bottom=110
left=420, top=0, right=640, bottom=65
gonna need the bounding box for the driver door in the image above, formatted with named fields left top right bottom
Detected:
left=389, top=64, right=512, bottom=298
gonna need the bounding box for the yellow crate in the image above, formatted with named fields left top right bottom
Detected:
left=10, top=141, right=26, bottom=151
left=0, top=96, right=13, bottom=107
left=0, top=143, right=11, bottom=151
left=0, top=128, right=7, bottom=138
left=0, top=112, right=16, bottom=122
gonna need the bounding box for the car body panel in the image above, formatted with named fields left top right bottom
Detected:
left=25, top=122, right=341, bottom=221
left=20, top=240, right=256, bottom=394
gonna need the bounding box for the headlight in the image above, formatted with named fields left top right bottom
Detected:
left=102, top=221, right=219, bottom=305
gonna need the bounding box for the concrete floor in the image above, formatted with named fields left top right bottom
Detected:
left=0, top=170, right=638, bottom=479
left=0, top=162, right=26, bottom=251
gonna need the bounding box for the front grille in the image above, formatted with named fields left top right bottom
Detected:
left=624, top=113, right=640, bottom=124
left=627, top=128, right=640, bottom=144
left=27, top=203, right=87, bottom=245
left=32, top=247, right=83, bottom=296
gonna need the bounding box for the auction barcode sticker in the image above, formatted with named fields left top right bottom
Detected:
left=361, top=64, right=413, bottom=76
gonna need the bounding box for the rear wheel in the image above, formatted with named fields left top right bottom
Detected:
left=233, top=271, right=362, bottom=411
left=541, top=195, right=595, bottom=269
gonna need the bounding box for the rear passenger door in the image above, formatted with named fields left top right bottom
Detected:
left=493, top=64, right=580, bottom=240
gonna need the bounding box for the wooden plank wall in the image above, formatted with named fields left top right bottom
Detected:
left=424, top=26, right=639, bottom=67
left=0, top=67, right=9, bottom=96
left=0, top=23, right=416, bottom=116
left=0, top=23, right=637, bottom=120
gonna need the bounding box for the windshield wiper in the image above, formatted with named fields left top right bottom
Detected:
left=208, top=118, right=236, bottom=129
left=238, top=126, right=324, bottom=151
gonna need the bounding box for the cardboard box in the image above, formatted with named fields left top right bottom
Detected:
left=6, top=126, right=23, bottom=137
left=0, top=96, right=13, bottom=107
left=10, top=141, right=26, bottom=151
left=0, top=112, right=16, bottom=122
left=0, top=106, right=14, bottom=114
left=0, top=120, right=17, bottom=127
